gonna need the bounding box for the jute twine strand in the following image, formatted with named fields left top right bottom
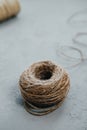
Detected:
left=56, top=45, right=84, bottom=68
left=57, top=9, right=87, bottom=68
left=67, top=9, right=87, bottom=26
left=19, top=61, right=70, bottom=116
left=0, top=0, right=20, bottom=22
left=73, top=32, right=87, bottom=47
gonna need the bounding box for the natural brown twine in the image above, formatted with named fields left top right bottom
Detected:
left=0, top=0, right=20, bottom=22
left=56, top=45, right=84, bottom=68
left=19, top=61, right=70, bottom=116
left=67, top=9, right=87, bottom=26
left=73, top=32, right=87, bottom=47
left=60, top=9, right=87, bottom=68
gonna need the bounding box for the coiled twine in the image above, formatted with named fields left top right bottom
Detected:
left=19, top=61, right=70, bottom=116
left=0, top=0, right=20, bottom=22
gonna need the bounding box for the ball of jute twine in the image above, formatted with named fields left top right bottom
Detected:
left=19, top=61, right=70, bottom=116
left=0, top=0, right=20, bottom=22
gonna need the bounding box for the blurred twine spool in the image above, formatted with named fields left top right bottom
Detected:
left=0, top=0, right=20, bottom=22
left=19, top=61, right=70, bottom=116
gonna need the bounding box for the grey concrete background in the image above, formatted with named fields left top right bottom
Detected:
left=0, top=0, right=87, bottom=130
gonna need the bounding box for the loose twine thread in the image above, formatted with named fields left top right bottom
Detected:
left=67, top=9, right=87, bottom=26
left=0, top=0, right=20, bottom=22
left=56, top=45, right=84, bottom=68
left=56, top=9, right=87, bottom=68
left=73, top=32, right=87, bottom=47
left=19, top=61, right=70, bottom=116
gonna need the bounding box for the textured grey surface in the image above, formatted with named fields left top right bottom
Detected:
left=0, top=0, right=87, bottom=130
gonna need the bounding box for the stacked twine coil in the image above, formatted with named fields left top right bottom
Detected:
left=0, top=0, right=20, bottom=22
left=19, top=61, right=70, bottom=116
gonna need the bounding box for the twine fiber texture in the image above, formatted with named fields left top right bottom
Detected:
left=0, top=0, right=20, bottom=22
left=19, top=61, right=70, bottom=116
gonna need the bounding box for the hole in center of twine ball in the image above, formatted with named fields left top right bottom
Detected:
left=35, top=64, right=55, bottom=80
left=39, top=70, right=52, bottom=80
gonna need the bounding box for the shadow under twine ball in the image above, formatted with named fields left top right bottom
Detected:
left=0, top=0, right=20, bottom=22
left=19, top=61, right=70, bottom=116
